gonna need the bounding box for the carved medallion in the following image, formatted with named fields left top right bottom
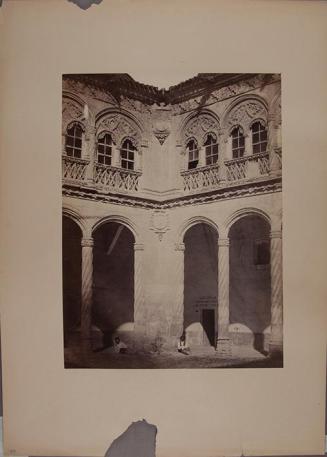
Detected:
left=150, top=210, right=170, bottom=241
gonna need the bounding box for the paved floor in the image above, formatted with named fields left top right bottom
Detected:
left=64, top=345, right=283, bottom=369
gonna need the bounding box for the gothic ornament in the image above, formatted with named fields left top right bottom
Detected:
left=62, top=99, right=84, bottom=122
left=152, top=107, right=171, bottom=145
left=227, top=101, right=267, bottom=128
left=183, top=114, right=219, bottom=143
left=98, top=114, right=141, bottom=147
left=150, top=210, right=170, bottom=241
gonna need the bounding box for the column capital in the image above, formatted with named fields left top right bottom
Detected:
left=175, top=242, right=185, bottom=252
left=81, top=237, right=94, bottom=247
left=218, top=238, right=230, bottom=247
left=270, top=230, right=282, bottom=240
left=134, top=243, right=145, bottom=251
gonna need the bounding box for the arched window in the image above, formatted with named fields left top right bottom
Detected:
left=252, top=121, right=267, bottom=154
left=121, top=139, right=136, bottom=170
left=97, top=133, right=112, bottom=166
left=65, top=123, right=83, bottom=158
left=204, top=134, right=218, bottom=166
left=231, top=127, right=245, bottom=159
left=187, top=139, right=199, bottom=170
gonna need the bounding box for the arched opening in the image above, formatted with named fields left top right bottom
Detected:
left=93, top=222, right=135, bottom=347
left=62, top=216, right=82, bottom=346
left=183, top=223, right=218, bottom=347
left=229, top=215, right=271, bottom=354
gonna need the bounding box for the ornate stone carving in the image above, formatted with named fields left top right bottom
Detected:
left=62, top=99, right=84, bottom=124
left=227, top=101, right=267, bottom=128
left=98, top=114, right=141, bottom=146
left=63, top=78, right=117, bottom=105
left=171, top=74, right=280, bottom=116
left=63, top=179, right=282, bottom=210
left=81, top=237, right=94, bottom=342
left=183, top=114, right=219, bottom=143
left=167, top=243, right=185, bottom=338
left=120, top=96, right=152, bottom=115
left=150, top=210, right=170, bottom=241
left=152, top=107, right=171, bottom=145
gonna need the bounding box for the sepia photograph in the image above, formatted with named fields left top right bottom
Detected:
left=62, top=72, right=283, bottom=369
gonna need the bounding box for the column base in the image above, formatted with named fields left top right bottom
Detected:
left=216, top=338, right=231, bottom=357
left=269, top=340, right=283, bottom=358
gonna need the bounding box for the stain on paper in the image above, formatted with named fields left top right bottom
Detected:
left=67, top=0, right=103, bottom=10
left=105, top=419, right=157, bottom=457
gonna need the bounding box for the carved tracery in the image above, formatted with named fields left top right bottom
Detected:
left=226, top=100, right=267, bottom=130
left=97, top=114, right=142, bottom=148
left=183, top=113, right=220, bottom=147
left=62, top=97, right=85, bottom=132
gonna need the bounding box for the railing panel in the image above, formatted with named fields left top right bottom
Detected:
left=62, top=156, right=88, bottom=183
left=225, top=152, right=270, bottom=182
left=94, top=164, right=141, bottom=192
left=181, top=164, right=220, bottom=193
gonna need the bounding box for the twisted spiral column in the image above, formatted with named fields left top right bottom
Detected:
left=81, top=237, right=94, bottom=346
left=270, top=230, right=283, bottom=355
left=170, top=243, right=185, bottom=340
left=134, top=243, right=146, bottom=335
left=217, top=238, right=231, bottom=356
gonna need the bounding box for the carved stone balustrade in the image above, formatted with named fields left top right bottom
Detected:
left=94, top=163, right=141, bottom=193
left=181, top=164, right=220, bottom=193
left=62, top=155, right=88, bottom=184
left=225, top=152, right=270, bottom=182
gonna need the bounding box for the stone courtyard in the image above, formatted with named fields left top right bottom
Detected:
left=62, top=72, right=283, bottom=368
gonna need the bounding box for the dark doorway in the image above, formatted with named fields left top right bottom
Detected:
left=202, top=309, right=215, bottom=346
left=183, top=223, right=218, bottom=346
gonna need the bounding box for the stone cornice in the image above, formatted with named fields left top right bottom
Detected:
left=62, top=177, right=282, bottom=210
left=63, top=73, right=281, bottom=108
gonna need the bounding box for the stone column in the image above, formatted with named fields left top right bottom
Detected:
left=268, top=115, right=282, bottom=176
left=198, top=145, right=206, bottom=167
left=217, top=238, right=231, bottom=356
left=112, top=144, right=121, bottom=167
left=170, top=243, right=185, bottom=343
left=244, top=133, right=252, bottom=156
left=218, top=130, right=227, bottom=182
left=85, top=125, right=96, bottom=185
left=80, top=237, right=94, bottom=349
left=269, top=230, right=283, bottom=356
left=134, top=243, right=146, bottom=337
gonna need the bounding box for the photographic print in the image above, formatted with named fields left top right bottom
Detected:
left=62, top=73, right=283, bottom=368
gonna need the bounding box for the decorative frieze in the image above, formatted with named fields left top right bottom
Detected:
left=171, top=74, right=280, bottom=115
left=63, top=179, right=282, bottom=209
